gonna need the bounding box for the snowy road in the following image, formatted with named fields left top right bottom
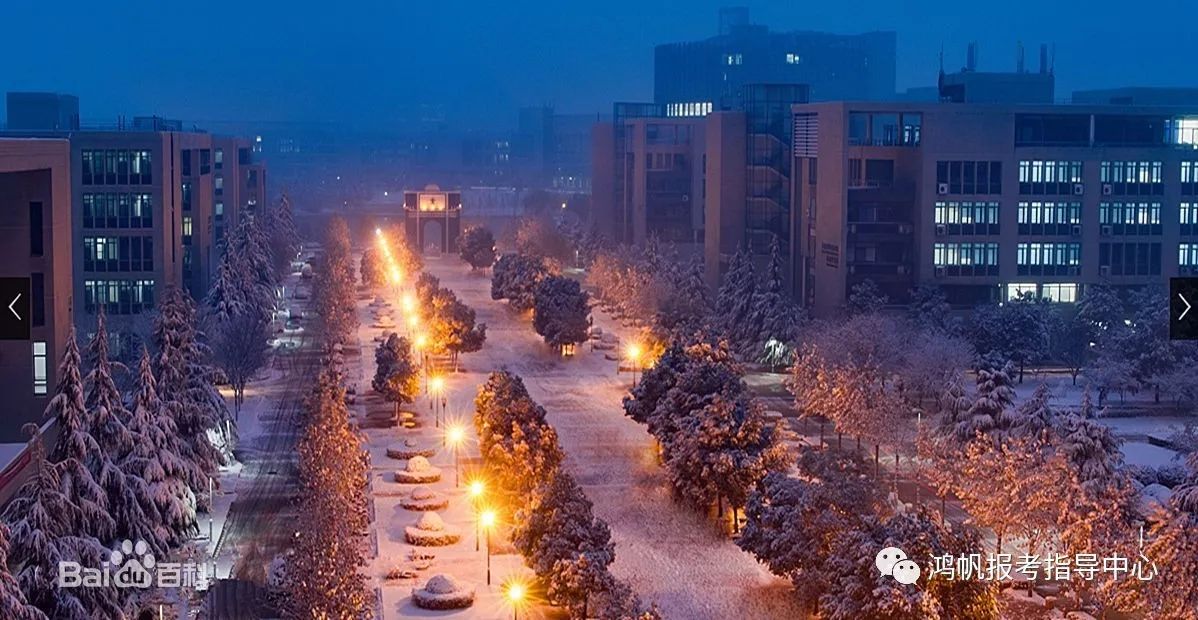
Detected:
left=426, top=257, right=808, bottom=620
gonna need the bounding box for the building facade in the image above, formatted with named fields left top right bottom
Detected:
left=654, top=9, right=895, bottom=110
left=786, top=101, right=1198, bottom=316
left=0, top=139, right=73, bottom=442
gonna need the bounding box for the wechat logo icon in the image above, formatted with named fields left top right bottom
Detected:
left=875, top=547, right=920, bottom=585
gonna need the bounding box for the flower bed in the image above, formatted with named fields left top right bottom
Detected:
left=411, top=574, right=475, bottom=610
left=386, top=438, right=437, bottom=460
left=404, top=512, right=461, bottom=546
left=400, top=487, right=449, bottom=511
left=394, top=456, right=442, bottom=484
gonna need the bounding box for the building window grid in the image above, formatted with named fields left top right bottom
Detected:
left=1099, top=161, right=1164, bottom=195
left=934, top=201, right=1000, bottom=235
left=933, top=242, right=1000, bottom=276
left=1017, top=242, right=1081, bottom=275
left=1099, top=242, right=1162, bottom=276
left=1018, top=160, right=1083, bottom=195
left=83, top=279, right=155, bottom=315
left=82, top=193, right=153, bottom=229
left=1017, top=201, right=1081, bottom=235
left=1182, top=243, right=1198, bottom=267
left=1099, top=202, right=1163, bottom=235
left=81, top=149, right=152, bottom=185
left=936, top=161, right=1002, bottom=195
left=82, top=236, right=154, bottom=272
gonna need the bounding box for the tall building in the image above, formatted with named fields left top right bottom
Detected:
left=5, top=92, right=79, bottom=131
left=938, top=43, right=1055, bottom=105
left=781, top=101, right=1198, bottom=317
left=654, top=8, right=895, bottom=110
left=3, top=94, right=266, bottom=342
left=0, top=138, right=73, bottom=442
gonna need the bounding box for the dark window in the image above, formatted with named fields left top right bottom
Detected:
left=29, top=202, right=43, bottom=256
left=180, top=149, right=192, bottom=176
left=238, top=147, right=251, bottom=165
left=30, top=273, right=44, bottom=327
left=1015, top=114, right=1090, bottom=146
left=200, top=150, right=211, bottom=175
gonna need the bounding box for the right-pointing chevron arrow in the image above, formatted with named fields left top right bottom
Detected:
left=1181, top=293, right=1193, bottom=322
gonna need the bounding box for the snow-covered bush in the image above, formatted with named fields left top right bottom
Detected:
left=399, top=487, right=448, bottom=511
left=386, top=439, right=437, bottom=460
left=404, top=512, right=461, bottom=546
left=394, top=456, right=442, bottom=484
left=411, top=574, right=475, bottom=609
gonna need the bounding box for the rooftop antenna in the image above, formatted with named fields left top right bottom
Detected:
left=966, top=41, right=977, bottom=72
left=1016, top=41, right=1025, bottom=73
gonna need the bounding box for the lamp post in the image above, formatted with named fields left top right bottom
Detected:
left=480, top=509, right=497, bottom=585
left=626, top=343, right=642, bottom=388
left=506, top=581, right=526, bottom=620
left=430, top=375, right=445, bottom=429
left=446, top=424, right=465, bottom=486
left=469, top=480, right=485, bottom=551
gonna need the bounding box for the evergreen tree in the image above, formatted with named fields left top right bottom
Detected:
left=532, top=275, right=590, bottom=350
left=655, top=257, right=712, bottom=342
left=847, top=279, right=888, bottom=315
left=152, top=286, right=225, bottom=506
left=908, top=283, right=957, bottom=335
left=939, top=362, right=1017, bottom=443
left=371, top=334, right=420, bottom=416
left=457, top=225, right=497, bottom=271
left=45, top=328, right=114, bottom=542
left=4, top=426, right=123, bottom=619
left=747, top=236, right=803, bottom=356
left=122, top=347, right=198, bottom=549
left=83, top=315, right=160, bottom=552
left=714, top=247, right=756, bottom=351
left=0, top=522, right=45, bottom=620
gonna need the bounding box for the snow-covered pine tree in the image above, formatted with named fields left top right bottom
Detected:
left=655, top=257, right=712, bottom=342
left=4, top=425, right=123, bottom=619
left=122, top=347, right=198, bottom=550
left=152, top=286, right=225, bottom=507
left=749, top=236, right=803, bottom=357
left=45, top=327, right=114, bottom=542
left=714, top=247, right=756, bottom=352
left=0, top=522, right=45, bottom=619
left=83, top=313, right=160, bottom=552
left=847, top=279, right=889, bottom=315
left=945, top=362, right=1017, bottom=443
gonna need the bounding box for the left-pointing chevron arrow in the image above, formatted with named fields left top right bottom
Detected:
left=7, top=293, right=20, bottom=321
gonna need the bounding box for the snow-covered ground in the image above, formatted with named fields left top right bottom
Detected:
left=411, top=257, right=809, bottom=620
left=344, top=263, right=539, bottom=620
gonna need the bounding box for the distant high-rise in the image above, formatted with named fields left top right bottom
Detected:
left=5, top=92, right=80, bottom=131
left=654, top=8, right=895, bottom=111
left=937, top=43, right=1056, bottom=105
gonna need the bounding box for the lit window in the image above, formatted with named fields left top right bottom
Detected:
left=1169, top=117, right=1198, bottom=147
left=1041, top=283, right=1078, bottom=303
left=214, top=176, right=223, bottom=191
left=786, top=53, right=801, bottom=64
left=32, top=341, right=47, bottom=395
left=1182, top=243, right=1198, bottom=266
left=1006, top=283, right=1038, bottom=301
left=215, top=202, right=224, bottom=216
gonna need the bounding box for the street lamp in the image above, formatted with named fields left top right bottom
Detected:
left=430, top=375, right=446, bottom=428
left=402, top=293, right=416, bottom=314
left=480, top=508, right=497, bottom=585
left=506, top=581, right=527, bottom=620
left=468, top=480, right=485, bottom=551
left=625, top=343, right=642, bottom=387
left=446, top=423, right=465, bottom=486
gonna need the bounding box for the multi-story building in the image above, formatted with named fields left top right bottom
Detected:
left=592, top=106, right=706, bottom=251
left=4, top=92, right=79, bottom=131
left=784, top=101, right=1198, bottom=317
left=654, top=8, right=895, bottom=110
left=937, top=43, right=1056, bottom=105
left=0, top=138, right=73, bottom=441
left=1072, top=87, right=1198, bottom=106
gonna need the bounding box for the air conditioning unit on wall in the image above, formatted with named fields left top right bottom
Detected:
left=937, top=182, right=949, bottom=195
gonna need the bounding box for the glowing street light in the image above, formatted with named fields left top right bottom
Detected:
left=446, top=423, right=465, bottom=486
left=468, top=479, right=486, bottom=551
left=506, top=580, right=527, bottom=620
left=374, top=227, right=382, bottom=237
left=402, top=293, right=416, bottom=314
left=480, top=508, right=497, bottom=585
left=430, top=375, right=446, bottom=428
left=625, top=343, right=643, bottom=387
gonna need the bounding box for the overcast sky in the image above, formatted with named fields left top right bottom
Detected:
left=3, top=0, right=1196, bottom=129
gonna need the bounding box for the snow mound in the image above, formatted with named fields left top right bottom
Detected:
left=400, top=488, right=449, bottom=511
left=386, top=441, right=437, bottom=460
left=425, top=574, right=460, bottom=594
left=412, top=574, right=475, bottom=609
left=408, top=456, right=432, bottom=472
left=417, top=512, right=445, bottom=531
left=404, top=512, right=461, bottom=546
